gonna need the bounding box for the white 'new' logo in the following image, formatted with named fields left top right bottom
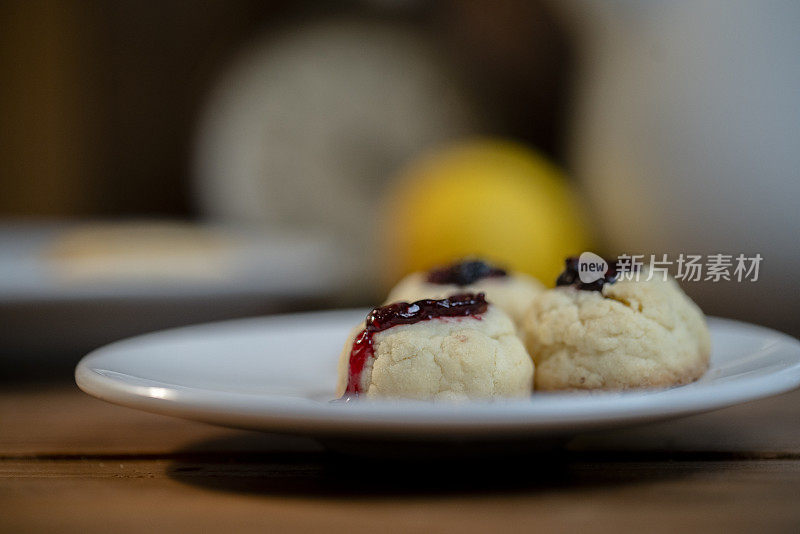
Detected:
left=578, top=252, right=609, bottom=284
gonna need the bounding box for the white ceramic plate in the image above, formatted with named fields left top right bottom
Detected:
left=75, top=310, right=800, bottom=440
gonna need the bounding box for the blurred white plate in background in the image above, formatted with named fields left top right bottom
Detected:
left=0, top=221, right=355, bottom=356
left=76, top=311, right=800, bottom=441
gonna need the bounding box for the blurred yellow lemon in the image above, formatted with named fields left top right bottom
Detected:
left=378, top=140, right=592, bottom=287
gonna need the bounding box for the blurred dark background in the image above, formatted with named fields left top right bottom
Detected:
left=0, top=0, right=572, bottom=217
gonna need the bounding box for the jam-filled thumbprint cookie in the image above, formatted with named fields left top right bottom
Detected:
left=337, top=293, right=533, bottom=401
left=524, top=257, right=711, bottom=391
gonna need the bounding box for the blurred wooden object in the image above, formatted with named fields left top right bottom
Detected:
left=0, top=0, right=285, bottom=217
left=2, top=384, right=799, bottom=532
left=0, top=0, right=97, bottom=214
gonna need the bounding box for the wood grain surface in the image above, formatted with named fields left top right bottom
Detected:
left=2, top=384, right=799, bottom=533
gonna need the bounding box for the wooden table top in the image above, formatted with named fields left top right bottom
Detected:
left=1, top=383, right=799, bottom=533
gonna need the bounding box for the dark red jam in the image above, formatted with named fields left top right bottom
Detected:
left=342, top=293, right=488, bottom=399
left=426, top=260, right=507, bottom=286
left=556, top=256, right=621, bottom=292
